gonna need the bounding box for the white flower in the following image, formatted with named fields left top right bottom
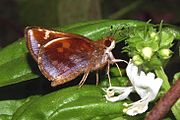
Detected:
left=103, top=59, right=163, bottom=116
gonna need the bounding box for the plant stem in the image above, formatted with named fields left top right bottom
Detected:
left=155, top=67, right=170, bottom=91
left=154, top=67, right=179, bottom=119
left=108, top=0, right=143, bottom=19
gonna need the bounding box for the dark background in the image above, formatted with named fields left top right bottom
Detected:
left=0, top=0, right=180, bottom=47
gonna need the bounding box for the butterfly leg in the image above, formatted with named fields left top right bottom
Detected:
left=96, top=71, right=99, bottom=85
left=79, top=71, right=90, bottom=87
left=111, top=59, right=128, bottom=64
left=107, top=61, right=112, bottom=87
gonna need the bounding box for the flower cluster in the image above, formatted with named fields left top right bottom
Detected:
left=123, top=24, right=174, bottom=71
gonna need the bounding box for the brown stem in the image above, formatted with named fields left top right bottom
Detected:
left=145, top=79, right=180, bottom=120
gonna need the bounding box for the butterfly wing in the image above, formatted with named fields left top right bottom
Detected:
left=25, top=27, right=89, bottom=61
left=38, top=37, right=96, bottom=87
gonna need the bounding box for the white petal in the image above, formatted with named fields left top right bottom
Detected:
left=123, top=100, right=149, bottom=116
left=147, top=78, right=163, bottom=101
left=126, top=59, right=163, bottom=100
left=103, top=86, right=134, bottom=102
left=140, top=71, right=146, bottom=78
left=123, top=93, right=150, bottom=116
left=147, top=72, right=155, bottom=80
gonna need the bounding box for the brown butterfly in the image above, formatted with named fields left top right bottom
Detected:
left=25, top=27, right=126, bottom=87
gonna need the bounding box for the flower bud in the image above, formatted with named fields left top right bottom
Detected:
left=141, top=47, right=153, bottom=60
left=158, top=48, right=172, bottom=59
left=132, top=55, right=143, bottom=65
left=150, top=32, right=159, bottom=41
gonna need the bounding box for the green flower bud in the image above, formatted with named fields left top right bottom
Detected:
left=150, top=32, right=159, bottom=41
left=132, top=55, right=143, bottom=65
left=158, top=48, right=172, bottom=59
left=141, top=47, right=153, bottom=60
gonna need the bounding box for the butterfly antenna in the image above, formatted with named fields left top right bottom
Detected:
left=112, top=26, right=122, bottom=39
left=109, top=25, right=114, bottom=37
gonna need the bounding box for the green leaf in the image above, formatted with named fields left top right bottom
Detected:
left=0, top=39, right=27, bottom=66
left=172, top=99, right=180, bottom=120
left=12, top=96, right=41, bottom=120
left=173, top=72, right=180, bottom=84
left=0, top=114, right=11, bottom=120
left=0, top=99, right=25, bottom=116
left=159, top=31, right=174, bottom=48
left=0, top=97, right=33, bottom=120
left=12, top=85, right=136, bottom=120
left=0, top=55, right=39, bottom=87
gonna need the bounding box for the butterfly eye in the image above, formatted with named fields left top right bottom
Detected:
left=104, top=39, right=112, bottom=47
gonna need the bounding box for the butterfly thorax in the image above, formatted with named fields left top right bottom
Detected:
left=88, top=37, right=116, bottom=71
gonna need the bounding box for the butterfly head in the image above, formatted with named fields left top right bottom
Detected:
left=103, top=36, right=115, bottom=52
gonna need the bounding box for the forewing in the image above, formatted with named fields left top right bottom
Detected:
left=38, top=37, right=95, bottom=86
left=25, top=27, right=88, bottom=61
